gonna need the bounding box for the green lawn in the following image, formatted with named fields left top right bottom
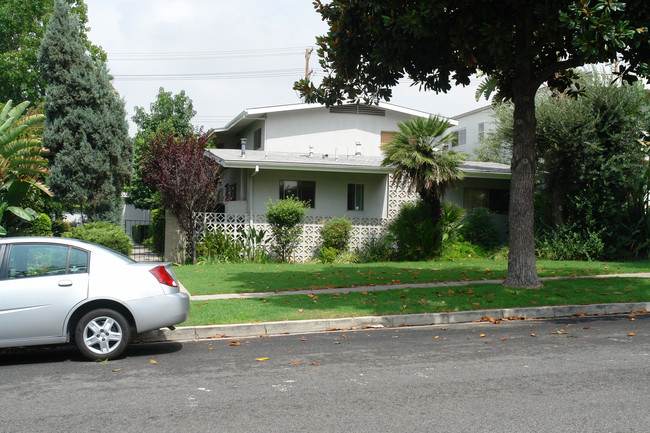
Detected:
left=182, top=277, right=650, bottom=326
left=172, top=259, right=650, bottom=326
left=173, top=259, right=650, bottom=296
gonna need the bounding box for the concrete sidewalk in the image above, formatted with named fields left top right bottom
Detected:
left=138, top=272, right=650, bottom=342
left=190, top=272, right=650, bottom=300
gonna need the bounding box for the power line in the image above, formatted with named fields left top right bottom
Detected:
left=108, top=46, right=310, bottom=61
left=113, top=68, right=322, bottom=81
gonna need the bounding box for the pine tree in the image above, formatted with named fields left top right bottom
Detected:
left=38, top=0, right=132, bottom=223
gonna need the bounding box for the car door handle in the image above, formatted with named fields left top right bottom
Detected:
left=58, top=280, right=73, bottom=287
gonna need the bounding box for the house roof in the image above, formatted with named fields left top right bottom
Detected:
left=451, top=104, right=493, bottom=119
left=206, top=149, right=390, bottom=174
left=212, top=102, right=456, bottom=136
left=206, top=148, right=510, bottom=178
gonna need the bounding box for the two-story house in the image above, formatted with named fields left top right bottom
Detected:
left=197, top=102, right=508, bottom=261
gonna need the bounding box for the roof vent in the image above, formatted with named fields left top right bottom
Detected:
left=329, top=104, right=386, bottom=116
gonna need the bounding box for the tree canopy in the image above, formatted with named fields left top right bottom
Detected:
left=382, top=116, right=466, bottom=223
left=140, top=130, right=221, bottom=264
left=0, top=100, right=50, bottom=235
left=128, top=88, right=197, bottom=210
left=295, top=0, right=649, bottom=288
left=481, top=71, right=650, bottom=258
left=0, top=0, right=105, bottom=104
left=39, top=0, right=131, bottom=223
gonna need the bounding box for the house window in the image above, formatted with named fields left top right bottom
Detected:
left=224, top=183, right=236, bottom=201
left=463, top=188, right=509, bottom=214
left=453, top=128, right=467, bottom=147
left=478, top=122, right=485, bottom=142
left=254, top=128, right=262, bottom=150
left=347, top=184, right=364, bottom=211
left=280, top=180, right=315, bottom=208
left=380, top=131, right=395, bottom=146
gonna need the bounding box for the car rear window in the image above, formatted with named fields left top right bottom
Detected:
left=7, top=244, right=89, bottom=279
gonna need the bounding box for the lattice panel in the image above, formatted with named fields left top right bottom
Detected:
left=194, top=213, right=391, bottom=263
left=387, top=174, right=418, bottom=221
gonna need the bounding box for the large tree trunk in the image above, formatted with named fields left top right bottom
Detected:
left=503, top=80, right=542, bottom=288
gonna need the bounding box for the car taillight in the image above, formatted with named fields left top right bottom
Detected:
left=150, top=265, right=178, bottom=287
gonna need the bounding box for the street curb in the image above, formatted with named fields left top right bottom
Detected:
left=136, top=301, right=650, bottom=342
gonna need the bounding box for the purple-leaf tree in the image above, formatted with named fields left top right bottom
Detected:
left=141, top=130, right=221, bottom=264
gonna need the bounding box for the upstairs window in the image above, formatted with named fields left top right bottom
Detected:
left=280, top=180, right=315, bottom=208
left=347, top=184, right=364, bottom=211
left=254, top=128, right=262, bottom=150
left=453, top=128, right=467, bottom=147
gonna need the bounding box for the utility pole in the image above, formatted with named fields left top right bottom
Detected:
left=305, top=48, right=313, bottom=80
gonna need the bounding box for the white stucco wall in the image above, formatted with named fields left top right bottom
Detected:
left=262, top=108, right=416, bottom=156
left=450, top=106, right=494, bottom=157
left=244, top=169, right=389, bottom=220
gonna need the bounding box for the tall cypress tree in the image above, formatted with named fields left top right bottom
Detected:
left=38, top=0, right=132, bottom=223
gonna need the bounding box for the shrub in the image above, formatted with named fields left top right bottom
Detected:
left=356, top=236, right=394, bottom=262
left=489, top=245, right=510, bottom=260
left=441, top=240, right=487, bottom=261
left=333, top=251, right=362, bottom=264
left=145, top=208, right=165, bottom=254
left=63, top=222, right=132, bottom=256
left=320, top=217, right=352, bottom=251
left=132, top=224, right=149, bottom=244
left=27, top=213, right=52, bottom=236
left=319, top=246, right=339, bottom=263
left=238, top=226, right=268, bottom=263
left=195, top=227, right=243, bottom=263
left=51, top=220, right=72, bottom=237
left=389, top=201, right=438, bottom=260
left=389, top=200, right=465, bottom=261
left=461, top=207, right=502, bottom=250
left=266, top=197, right=309, bottom=262
left=535, top=225, right=604, bottom=261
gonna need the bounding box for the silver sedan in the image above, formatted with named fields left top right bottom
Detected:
left=0, top=237, right=190, bottom=360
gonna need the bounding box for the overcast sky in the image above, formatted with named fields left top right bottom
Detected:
left=86, top=0, right=490, bottom=134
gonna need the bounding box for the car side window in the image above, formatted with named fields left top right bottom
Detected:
left=7, top=244, right=84, bottom=279
left=68, top=248, right=89, bottom=274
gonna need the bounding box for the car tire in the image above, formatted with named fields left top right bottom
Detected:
left=75, top=309, right=131, bottom=360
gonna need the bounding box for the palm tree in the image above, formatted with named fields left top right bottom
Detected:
left=382, top=115, right=467, bottom=223
left=0, top=100, right=50, bottom=234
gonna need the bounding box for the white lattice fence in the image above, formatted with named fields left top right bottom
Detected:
left=194, top=213, right=390, bottom=262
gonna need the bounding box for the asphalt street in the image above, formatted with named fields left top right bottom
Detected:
left=1, top=314, right=648, bottom=433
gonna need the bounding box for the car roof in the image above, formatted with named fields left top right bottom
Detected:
left=0, top=237, right=135, bottom=263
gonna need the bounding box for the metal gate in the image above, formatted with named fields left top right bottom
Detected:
left=123, top=219, right=162, bottom=262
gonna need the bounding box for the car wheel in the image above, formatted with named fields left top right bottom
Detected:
left=75, top=309, right=131, bottom=360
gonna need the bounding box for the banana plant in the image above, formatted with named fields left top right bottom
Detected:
left=0, top=100, right=50, bottom=235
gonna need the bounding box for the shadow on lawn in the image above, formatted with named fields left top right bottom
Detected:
left=179, top=259, right=650, bottom=296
